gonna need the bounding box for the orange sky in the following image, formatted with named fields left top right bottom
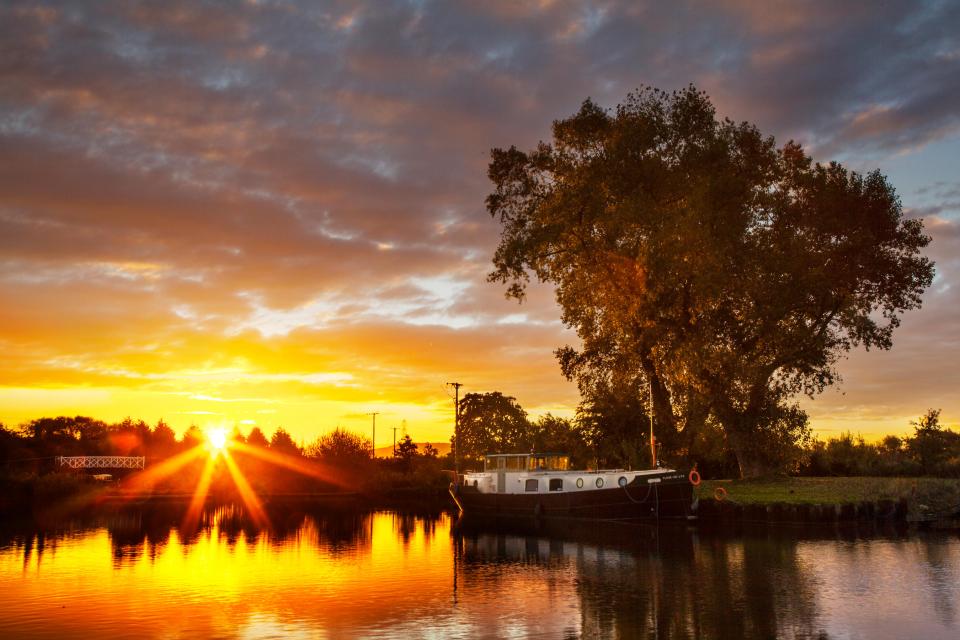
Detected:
left=1, top=2, right=958, bottom=445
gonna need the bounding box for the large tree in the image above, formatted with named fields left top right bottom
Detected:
left=487, top=85, right=934, bottom=477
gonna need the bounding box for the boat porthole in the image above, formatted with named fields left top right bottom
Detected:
left=618, top=476, right=628, bottom=487
left=576, top=478, right=584, bottom=489
left=596, top=477, right=604, bottom=488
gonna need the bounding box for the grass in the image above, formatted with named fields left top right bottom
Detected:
left=701, top=477, right=960, bottom=515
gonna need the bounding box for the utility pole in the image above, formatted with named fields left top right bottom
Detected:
left=447, top=382, right=463, bottom=476
left=648, top=380, right=656, bottom=468
left=368, top=412, right=379, bottom=459
left=392, top=426, right=398, bottom=455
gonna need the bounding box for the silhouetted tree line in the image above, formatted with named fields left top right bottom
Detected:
left=795, top=410, right=960, bottom=478
left=0, top=417, right=182, bottom=469
left=4, top=401, right=955, bottom=500
left=454, top=392, right=959, bottom=479
left=0, top=416, right=452, bottom=502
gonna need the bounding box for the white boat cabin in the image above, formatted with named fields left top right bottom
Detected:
left=462, top=453, right=672, bottom=495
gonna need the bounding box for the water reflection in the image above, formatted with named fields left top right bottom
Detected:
left=0, top=505, right=958, bottom=639
left=453, top=517, right=960, bottom=640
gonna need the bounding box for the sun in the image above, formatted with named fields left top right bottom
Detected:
left=206, top=427, right=229, bottom=455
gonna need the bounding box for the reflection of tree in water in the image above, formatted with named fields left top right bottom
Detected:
left=0, top=503, right=404, bottom=566
left=692, top=533, right=822, bottom=640
left=454, top=519, right=826, bottom=639
left=214, top=504, right=258, bottom=547
left=918, top=535, right=956, bottom=627
left=107, top=512, right=149, bottom=566
left=304, top=509, right=372, bottom=556
left=392, top=511, right=442, bottom=549
left=0, top=516, right=106, bottom=571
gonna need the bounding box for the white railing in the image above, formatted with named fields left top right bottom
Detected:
left=57, top=456, right=145, bottom=470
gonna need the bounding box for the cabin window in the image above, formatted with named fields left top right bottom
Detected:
left=525, top=479, right=539, bottom=492
left=618, top=476, right=628, bottom=487
left=576, top=478, right=584, bottom=489
left=595, top=477, right=604, bottom=488
left=527, top=455, right=571, bottom=471
left=485, top=455, right=530, bottom=472
left=549, top=478, right=563, bottom=492
left=505, top=456, right=526, bottom=471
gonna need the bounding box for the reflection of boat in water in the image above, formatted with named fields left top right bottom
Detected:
left=449, top=453, right=695, bottom=521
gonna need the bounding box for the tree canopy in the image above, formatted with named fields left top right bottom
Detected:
left=457, top=392, right=530, bottom=462
left=487, top=85, right=934, bottom=477
left=306, top=428, right=371, bottom=465
left=395, top=434, right=419, bottom=460
left=270, top=427, right=300, bottom=455
left=455, top=392, right=590, bottom=468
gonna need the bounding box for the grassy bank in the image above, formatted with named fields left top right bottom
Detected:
left=701, top=477, right=960, bottom=517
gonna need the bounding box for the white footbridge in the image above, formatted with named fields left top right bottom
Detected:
left=57, top=456, right=145, bottom=470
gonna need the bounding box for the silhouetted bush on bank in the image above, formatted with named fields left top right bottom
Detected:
left=688, top=409, right=960, bottom=480
left=794, top=410, right=960, bottom=479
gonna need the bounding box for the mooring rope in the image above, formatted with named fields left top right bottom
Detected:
left=621, top=481, right=655, bottom=504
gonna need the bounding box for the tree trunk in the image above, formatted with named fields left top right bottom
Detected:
left=681, top=397, right=709, bottom=465
left=727, top=429, right=777, bottom=479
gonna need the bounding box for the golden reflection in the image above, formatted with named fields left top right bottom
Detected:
left=0, top=511, right=460, bottom=638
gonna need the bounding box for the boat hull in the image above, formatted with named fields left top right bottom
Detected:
left=451, top=471, right=694, bottom=521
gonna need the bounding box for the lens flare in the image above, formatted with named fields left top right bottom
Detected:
left=206, top=427, right=228, bottom=455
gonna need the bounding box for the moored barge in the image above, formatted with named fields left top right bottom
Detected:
left=449, top=453, right=695, bottom=521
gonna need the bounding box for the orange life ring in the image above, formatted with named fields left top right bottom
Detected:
left=714, top=486, right=728, bottom=501
left=688, top=469, right=701, bottom=486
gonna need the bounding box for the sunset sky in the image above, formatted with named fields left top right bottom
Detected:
left=2, top=1, right=958, bottom=446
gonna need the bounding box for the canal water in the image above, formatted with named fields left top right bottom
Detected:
left=0, top=505, right=958, bottom=639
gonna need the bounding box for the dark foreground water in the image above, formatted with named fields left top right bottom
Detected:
left=1, top=505, right=958, bottom=639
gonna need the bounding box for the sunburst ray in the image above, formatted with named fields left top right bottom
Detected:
left=181, top=454, right=217, bottom=532
left=222, top=450, right=269, bottom=529
left=105, top=445, right=207, bottom=503
left=230, top=441, right=349, bottom=489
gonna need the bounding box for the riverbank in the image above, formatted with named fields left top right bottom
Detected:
left=6, top=471, right=960, bottom=528
left=698, top=477, right=960, bottom=525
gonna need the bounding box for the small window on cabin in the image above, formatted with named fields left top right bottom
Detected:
left=525, top=479, right=539, bottom=492
left=549, top=478, right=563, bottom=492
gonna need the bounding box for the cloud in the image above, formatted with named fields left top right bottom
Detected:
left=1, top=0, right=958, bottom=437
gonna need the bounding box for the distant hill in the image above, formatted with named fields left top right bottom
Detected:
left=374, top=442, right=451, bottom=458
